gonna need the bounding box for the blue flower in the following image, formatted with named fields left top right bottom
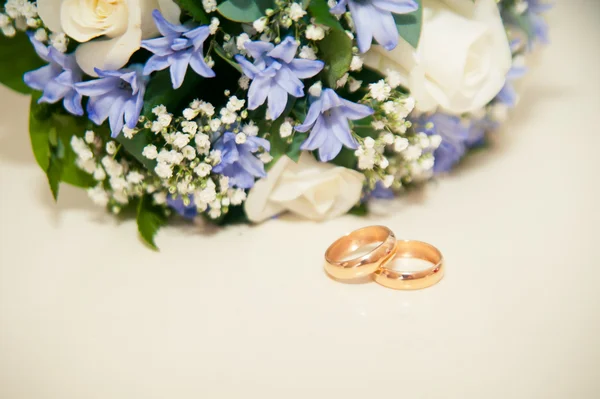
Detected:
left=370, top=182, right=395, bottom=199
left=235, top=37, right=324, bottom=120
left=141, top=10, right=215, bottom=89
left=167, top=195, right=197, bottom=219
left=296, top=88, right=373, bottom=162
left=75, top=66, right=148, bottom=138
left=496, top=63, right=527, bottom=107
left=212, top=132, right=270, bottom=189
left=330, top=0, right=418, bottom=53
left=23, top=34, right=83, bottom=116
left=525, top=0, right=553, bottom=47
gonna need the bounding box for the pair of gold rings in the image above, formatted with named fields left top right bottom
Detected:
left=324, top=226, right=444, bottom=290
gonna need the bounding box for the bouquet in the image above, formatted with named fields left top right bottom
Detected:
left=0, top=0, right=551, bottom=248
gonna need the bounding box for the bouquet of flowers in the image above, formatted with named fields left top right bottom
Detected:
left=0, top=0, right=550, bottom=248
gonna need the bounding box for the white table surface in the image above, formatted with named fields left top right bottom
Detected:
left=1, top=2, right=599, bottom=398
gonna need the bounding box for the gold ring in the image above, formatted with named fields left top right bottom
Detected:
left=374, top=240, right=444, bottom=290
left=324, top=225, right=396, bottom=280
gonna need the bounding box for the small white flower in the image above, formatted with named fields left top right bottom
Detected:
left=181, top=121, right=198, bottom=135
left=93, top=166, right=106, bottom=181
left=289, top=3, right=307, bottom=21
left=202, top=0, right=217, bottom=13
left=238, top=76, right=250, bottom=90
left=385, top=69, right=403, bottom=89
left=34, top=28, right=47, bottom=42
left=182, top=108, right=198, bottom=120
left=305, top=24, right=325, bottom=41
left=417, top=132, right=430, bottom=148
left=194, top=162, right=212, bottom=177
left=49, top=32, right=67, bottom=52
left=169, top=150, right=184, bottom=165
left=236, top=33, right=250, bottom=50
left=369, top=80, right=391, bottom=101
left=420, top=156, right=435, bottom=171
left=126, top=170, right=145, bottom=184
left=152, top=105, right=167, bottom=116
left=308, top=81, right=322, bottom=97
left=101, top=156, right=124, bottom=177
left=243, top=123, right=259, bottom=136
left=153, top=191, right=167, bottom=205
left=336, top=73, right=349, bottom=88
left=209, top=149, right=222, bottom=164
left=229, top=188, right=247, bottom=206
left=372, top=120, right=385, bottom=130
left=182, top=145, right=196, bottom=160
left=0, top=14, right=10, bottom=28
left=209, top=17, right=220, bottom=34
left=299, top=45, right=317, bottom=60
left=219, top=175, right=230, bottom=192
left=253, top=17, right=268, bottom=33
left=142, top=144, right=158, bottom=160
left=78, top=158, right=96, bottom=173
left=209, top=118, right=222, bottom=132
left=403, top=145, right=422, bottom=161
left=155, top=162, right=173, bottom=179
left=428, top=134, right=442, bottom=150
left=235, top=132, right=247, bottom=144
left=382, top=175, right=395, bottom=188
left=199, top=101, right=215, bottom=116
left=122, top=126, right=137, bottom=139
left=88, top=186, right=109, bottom=206
left=220, top=108, right=237, bottom=125
left=378, top=156, right=389, bottom=169
left=279, top=120, right=293, bottom=138
left=106, top=141, right=117, bottom=155
left=157, top=113, right=172, bottom=127
left=208, top=207, right=222, bottom=219
left=198, top=184, right=217, bottom=204
left=258, top=152, right=273, bottom=164
left=394, top=137, right=409, bottom=153
left=2, top=25, right=16, bottom=37
left=227, top=96, right=245, bottom=112
left=348, top=78, right=362, bottom=93
left=382, top=101, right=396, bottom=115
left=350, top=56, right=363, bottom=71
left=363, top=137, right=375, bottom=149
left=382, top=132, right=394, bottom=145
left=195, top=133, right=211, bottom=150
left=109, top=176, right=128, bottom=191
left=173, top=132, right=191, bottom=149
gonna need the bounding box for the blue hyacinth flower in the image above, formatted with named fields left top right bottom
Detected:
left=235, top=37, right=324, bottom=120
left=141, top=10, right=215, bottom=89
left=75, top=66, right=148, bottom=138
left=296, top=88, right=373, bottom=162
left=330, top=0, right=418, bottom=53
left=23, top=33, right=84, bottom=116
left=212, top=132, right=271, bottom=189
left=496, top=64, right=527, bottom=107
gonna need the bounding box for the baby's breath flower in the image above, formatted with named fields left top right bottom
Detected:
left=142, top=145, right=158, bottom=160
left=299, top=45, right=317, bottom=60
left=306, top=25, right=325, bottom=41
left=289, top=3, right=307, bottom=21
left=369, top=80, right=391, bottom=101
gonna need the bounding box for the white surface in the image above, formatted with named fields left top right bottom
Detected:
left=1, top=2, right=599, bottom=398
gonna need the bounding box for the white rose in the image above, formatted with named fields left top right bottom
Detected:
left=37, top=0, right=181, bottom=76
left=363, top=0, right=511, bottom=115
left=245, top=152, right=365, bottom=223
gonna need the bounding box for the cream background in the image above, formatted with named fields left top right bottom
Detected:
left=1, top=1, right=599, bottom=398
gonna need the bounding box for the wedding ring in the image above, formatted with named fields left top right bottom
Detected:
left=374, top=240, right=444, bottom=290
left=325, top=226, right=396, bottom=280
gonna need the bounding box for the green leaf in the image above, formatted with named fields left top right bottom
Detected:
left=217, top=0, right=274, bottom=23
left=308, top=0, right=343, bottom=31
left=0, top=32, right=45, bottom=94
left=115, top=129, right=157, bottom=170
left=348, top=202, right=368, bottom=216
left=175, top=0, right=210, bottom=23
left=29, top=93, right=95, bottom=196
left=318, top=28, right=353, bottom=87
left=136, top=195, right=167, bottom=250
left=46, top=150, right=64, bottom=201
left=394, top=0, right=423, bottom=48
